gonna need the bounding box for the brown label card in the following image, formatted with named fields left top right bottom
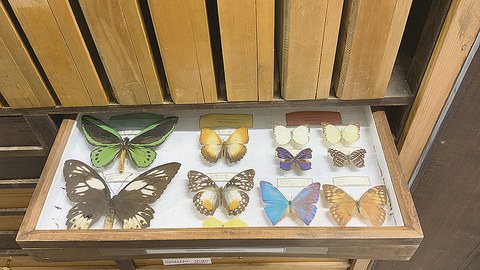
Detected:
left=286, top=111, right=342, bottom=126
left=199, top=114, right=253, bottom=128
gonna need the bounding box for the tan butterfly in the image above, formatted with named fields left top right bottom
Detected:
left=322, top=122, right=360, bottom=145
left=322, top=184, right=388, bottom=226
left=199, top=127, right=249, bottom=163
left=327, top=148, right=366, bottom=168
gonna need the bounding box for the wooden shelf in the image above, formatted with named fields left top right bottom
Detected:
left=0, top=56, right=412, bottom=116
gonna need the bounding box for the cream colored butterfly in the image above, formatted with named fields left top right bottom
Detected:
left=273, top=124, right=310, bottom=145
left=323, top=184, right=388, bottom=226
left=202, top=217, right=247, bottom=228
left=322, top=122, right=360, bottom=145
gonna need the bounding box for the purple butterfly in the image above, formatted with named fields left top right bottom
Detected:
left=275, top=147, right=312, bottom=171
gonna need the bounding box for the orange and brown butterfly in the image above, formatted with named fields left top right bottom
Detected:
left=199, top=127, right=249, bottom=163
left=322, top=184, right=388, bottom=226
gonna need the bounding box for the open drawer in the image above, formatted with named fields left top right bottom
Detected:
left=16, top=107, right=422, bottom=261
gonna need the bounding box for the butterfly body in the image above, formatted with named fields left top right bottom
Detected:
left=64, top=159, right=181, bottom=229
left=260, top=181, right=320, bottom=226
left=275, top=147, right=312, bottom=171
left=200, top=128, right=249, bottom=163
left=322, top=184, right=388, bottom=226
left=188, top=169, right=254, bottom=216
left=327, top=148, right=366, bottom=168
left=82, top=115, right=178, bottom=172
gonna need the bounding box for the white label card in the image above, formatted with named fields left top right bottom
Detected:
left=332, top=176, right=371, bottom=187
left=162, top=258, right=212, bottom=266
left=214, top=128, right=236, bottom=136
left=206, top=172, right=238, bottom=182
left=105, top=173, right=139, bottom=183
left=277, top=178, right=313, bottom=187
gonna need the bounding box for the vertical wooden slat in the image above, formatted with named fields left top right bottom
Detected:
left=47, top=0, right=108, bottom=106
left=118, top=0, right=164, bottom=104
left=398, top=0, right=480, bottom=180
left=79, top=0, right=155, bottom=105
left=334, top=0, right=413, bottom=100
left=0, top=2, right=54, bottom=108
left=9, top=0, right=107, bottom=107
left=278, top=0, right=327, bottom=100
left=256, top=0, right=275, bottom=101
left=149, top=0, right=216, bottom=104
left=316, top=0, right=343, bottom=99
left=24, top=115, right=58, bottom=155
left=218, top=0, right=258, bottom=101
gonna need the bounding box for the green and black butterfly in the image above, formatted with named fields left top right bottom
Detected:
left=81, top=115, right=178, bottom=173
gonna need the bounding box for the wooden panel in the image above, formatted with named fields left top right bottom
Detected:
left=374, top=41, right=480, bottom=270
left=0, top=215, right=23, bottom=231
left=0, top=256, right=117, bottom=269
left=317, top=0, right=343, bottom=99
left=24, top=115, right=58, bottom=155
left=218, top=0, right=258, bottom=101
left=0, top=2, right=54, bottom=108
left=0, top=117, right=39, bottom=147
left=0, top=189, right=34, bottom=208
left=277, top=0, right=326, bottom=100
left=46, top=0, right=107, bottom=106
left=256, top=0, right=275, bottom=101
left=398, top=0, right=480, bottom=180
left=0, top=156, right=46, bottom=180
left=79, top=0, right=158, bottom=105
left=149, top=0, right=217, bottom=104
left=334, top=0, right=412, bottom=99
left=9, top=0, right=107, bottom=107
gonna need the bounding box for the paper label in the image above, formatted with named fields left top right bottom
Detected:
left=162, top=258, right=212, bottom=266
left=286, top=111, right=341, bottom=126
left=277, top=178, right=313, bottom=187
left=146, top=247, right=285, bottom=254
left=105, top=173, right=139, bottom=183
left=213, top=128, right=236, bottom=136
left=200, top=114, right=253, bottom=128
left=332, top=176, right=371, bottom=187
left=206, top=172, right=238, bottom=182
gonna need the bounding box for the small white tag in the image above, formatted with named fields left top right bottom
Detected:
left=105, top=173, right=139, bottom=183
left=206, top=172, right=237, bottom=182
left=277, top=178, right=313, bottom=187
left=214, top=128, right=236, bottom=136
left=162, top=258, right=212, bottom=266
left=332, top=176, right=371, bottom=187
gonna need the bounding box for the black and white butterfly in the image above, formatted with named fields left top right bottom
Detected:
left=327, top=148, right=366, bottom=168
left=187, top=169, right=255, bottom=216
left=64, top=159, right=180, bottom=229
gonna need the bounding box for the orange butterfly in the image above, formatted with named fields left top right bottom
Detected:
left=322, top=184, right=388, bottom=226
left=199, top=127, right=249, bottom=163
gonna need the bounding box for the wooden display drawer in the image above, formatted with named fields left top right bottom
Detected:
left=16, top=107, right=422, bottom=262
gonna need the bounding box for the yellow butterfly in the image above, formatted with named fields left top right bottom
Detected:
left=322, top=122, right=360, bottom=145
left=322, top=184, right=388, bottom=226
left=199, top=127, right=249, bottom=163
left=202, top=217, right=247, bottom=228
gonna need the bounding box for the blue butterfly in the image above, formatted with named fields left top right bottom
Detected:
left=260, top=181, right=320, bottom=226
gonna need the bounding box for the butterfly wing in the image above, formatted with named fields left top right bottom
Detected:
left=275, top=147, right=295, bottom=171
left=63, top=160, right=111, bottom=229
left=224, top=127, right=249, bottom=163
left=327, top=148, right=348, bottom=167
left=341, top=122, right=360, bottom=143
left=293, top=148, right=312, bottom=171
left=322, top=184, right=356, bottom=226
left=127, top=146, right=157, bottom=168
left=290, top=182, right=320, bottom=225
left=291, top=125, right=310, bottom=145
left=273, top=124, right=292, bottom=145
left=358, top=185, right=388, bottom=226
left=260, top=181, right=289, bottom=225
left=223, top=217, right=247, bottom=227
left=322, top=123, right=341, bottom=144
left=199, top=128, right=224, bottom=163
left=202, top=217, right=224, bottom=227
left=187, top=170, right=221, bottom=215
left=222, top=169, right=255, bottom=215
left=81, top=115, right=123, bottom=146
left=112, top=162, right=181, bottom=229
left=347, top=149, right=367, bottom=168
left=129, top=116, right=178, bottom=147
